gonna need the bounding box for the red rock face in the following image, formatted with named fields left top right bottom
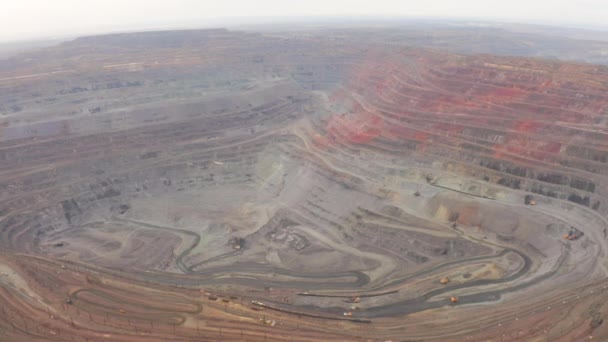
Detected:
left=308, top=49, right=608, bottom=211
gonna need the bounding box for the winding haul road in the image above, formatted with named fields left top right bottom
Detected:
left=114, top=217, right=544, bottom=319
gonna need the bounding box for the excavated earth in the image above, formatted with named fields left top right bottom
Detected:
left=1, top=28, right=608, bottom=341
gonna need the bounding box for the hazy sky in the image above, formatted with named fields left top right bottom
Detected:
left=2, top=0, right=607, bottom=42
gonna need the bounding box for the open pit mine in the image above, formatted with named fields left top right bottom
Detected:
left=1, top=28, right=608, bottom=341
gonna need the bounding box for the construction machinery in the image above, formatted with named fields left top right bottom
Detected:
left=450, top=296, right=459, bottom=303
left=440, top=277, right=450, bottom=285
left=261, top=318, right=276, bottom=327
left=563, top=227, right=583, bottom=241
